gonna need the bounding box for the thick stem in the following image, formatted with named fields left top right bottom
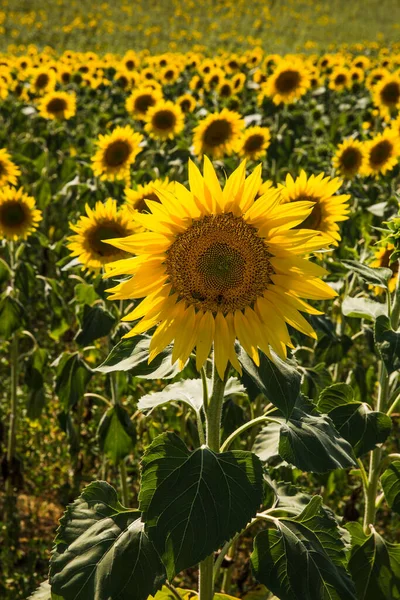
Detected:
left=199, top=358, right=228, bottom=600
left=5, top=333, right=19, bottom=498
left=221, top=540, right=236, bottom=593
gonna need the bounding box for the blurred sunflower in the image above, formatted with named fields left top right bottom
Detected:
left=193, top=109, right=244, bottom=158
left=92, top=125, right=144, bottom=182
left=232, top=72, right=246, bottom=93
left=126, top=86, right=163, bottom=119
left=217, top=79, right=234, bottom=99
left=329, top=67, right=350, bottom=91
left=125, top=178, right=175, bottom=213
left=0, top=186, right=42, bottom=241
left=332, top=139, right=367, bottom=179
left=104, top=158, right=336, bottom=376
left=261, top=60, right=310, bottom=105
left=29, top=67, right=56, bottom=94
left=38, top=91, right=76, bottom=120
left=0, top=149, right=21, bottom=186
left=160, top=65, right=181, bottom=85
left=373, top=72, right=400, bottom=119
left=239, top=126, right=271, bottom=161
left=144, top=100, right=184, bottom=140
left=67, top=199, right=138, bottom=271
left=370, top=243, right=398, bottom=293
left=366, top=67, right=387, bottom=90
left=177, top=94, right=196, bottom=114
left=361, top=130, right=400, bottom=177
left=278, top=171, right=350, bottom=244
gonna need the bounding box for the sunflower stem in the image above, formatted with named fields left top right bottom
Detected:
left=199, top=357, right=228, bottom=600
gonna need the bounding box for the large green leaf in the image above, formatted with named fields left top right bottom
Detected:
left=96, top=335, right=181, bottom=379
left=238, top=345, right=301, bottom=419
left=27, top=581, right=63, bottom=600
left=341, top=260, right=392, bottom=288
left=253, top=397, right=356, bottom=473
left=251, top=496, right=356, bottom=600
left=342, top=297, right=387, bottom=321
left=75, top=304, right=116, bottom=346
left=346, top=522, right=400, bottom=599
left=55, top=353, right=92, bottom=410
left=381, top=461, right=400, bottom=514
left=265, top=479, right=311, bottom=515
left=375, top=315, right=400, bottom=374
left=0, top=293, right=24, bottom=338
left=50, top=481, right=166, bottom=600
left=318, top=383, right=392, bottom=457
left=97, top=404, right=137, bottom=464
left=139, top=432, right=263, bottom=579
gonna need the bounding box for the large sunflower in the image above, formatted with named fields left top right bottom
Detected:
left=361, top=130, right=400, bottom=177
left=92, top=126, right=144, bottom=182
left=193, top=109, right=244, bottom=159
left=239, top=126, right=271, bottom=161
left=125, top=178, right=175, bottom=213
left=126, top=86, right=163, bottom=119
left=261, top=59, right=311, bottom=105
left=332, top=138, right=367, bottom=179
left=373, top=72, right=400, bottom=119
left=0, top=186, right=42, bottom=241
left=104, top=159, right=336, bottom=377
left=0, top=149, right=21, bottom=186
left=67, top=199, right=138, bottom=271
left=144, top=100, right=184, bottom=140
left=278, top=171, right=350, bottom=244
left=38, top=91, right=77, bottom=120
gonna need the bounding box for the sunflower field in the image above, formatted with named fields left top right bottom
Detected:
left=2, top=2, right=400, bottom=600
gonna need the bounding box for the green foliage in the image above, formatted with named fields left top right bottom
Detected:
left=375, top=316, right=400, bottom=374
left=381, top=461, right=400, bottom=515
left=75, top=304, right=115, bottom=346
left=97, top=404, right=137, bottom=465
left=54, top=352, right=92, bottom=409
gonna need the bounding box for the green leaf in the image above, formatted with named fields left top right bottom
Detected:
left=96, top=335, right=181, bottom=379
left=0, top=257, right=11, bottom=285
left=50, top=481, right=166, bottom=600
left=97, top=404, right=136, bottom=464
left=317, top=383, right=392, bottom=457
left=27, top=581, right=63, bottom=600
left=342, top=260, right=392, bottom=288
left=253, top=397, right=356, bottom=472
left=238, top=345, right=301, bottom=419
left=346, top=522, right=400, bottom=599
left=381, top=461, right=400, bottom=514
left=74, top=282, right=99, bottom=306
left=25, top=347, right=48, bottom=420
left=342, top=297, right=387, bottom=321
left=75, top=304, right=116, bottom=346
left=0, top=293, right=24, bottom=338
left=375, top=315, right=400, bottom=374
left=251, top=496, right=356, bottom=600
left=55, top=353, right=92, bottom=409
left=266, top=479, right=312, bottom=515
left=139, top=432, right=263, bottom=579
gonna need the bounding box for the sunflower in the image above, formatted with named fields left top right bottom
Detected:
left=261, top=59, right=311, bottom=105
left=193, top=109, right=244, bottom=159
left=125, top=178, right=175, bottom=213
left=0, top=149, right=21, bottom=186
left=366, top=67, right=387, bottom=90
left=238, top=126, right=271, bottom=161
left=257, top=179, right=274, bottom=198
left=144, top=100, right=184, bottom=140
left=67, top=199, right=138, bottom=271
left=373, top=72, right=400, bottom=119
left=29, top=67, right=56, bottom=94
left=332, top=139, right=367, bottom=179
left=361, top=130, right=400, bottom=177
left=92, top=126, right=144, bottom=182
left=103, top=158, right=336, bottom=377
left=232, top=72, right=246, bottom=93
left=189, top=75, right=204, bottom=93
left=278, top=171, right=350, bottom=244
left=370, top=243, right=398, bottom=294
left=0, top=186, right=42, bottom=241
left=122, top=51, right=139, bottom=72
left=126, top=86, right=163, bottom=119
left=329, top=67, right=350, bottom=91
left=217, top=79, right=234, bottom=99
left=177, top=94, right=197, bottom=114
left=160, top=65, right=181, bottom=85
left=38, top=91, right=77, bottom=120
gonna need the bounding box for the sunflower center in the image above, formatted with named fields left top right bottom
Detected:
left=0, top=160, right=6, bottom=176
left=152, top=109, right=176, bottom=131
left=203, top=119, right=232, bottom=148
left=381, top=82, right=400, bottom=105
left=293, top=196, right=323, bottom=231
left=87, top=223, right=127, bottom=257
left=46, top=97, right=68, bottom=114
left=335, top=73, right=346, bottom=85
left=274, top=70, right=301, bottom=94
left=165, top=212, right=274, bottom=314
left=180, top=99, right=191, bottom=112
left=36, top=73, right=49, bottom=88
left=134, top=192, right=160, bottom=213
left=135, top=94, right=156, bottom=113
left=370, top=140, right=392, bottom=167
left=219, top=84, right=232, bottom=97
left=340, top=147, right=362, bottom=170
left=0, top=200, right=27, bottom=227
left=244, top=134, right=265, bottom=153
left=104, top=140, right=131, bottom=167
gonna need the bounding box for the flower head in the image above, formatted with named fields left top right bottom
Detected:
left=0, top=186, right=42, bottom=240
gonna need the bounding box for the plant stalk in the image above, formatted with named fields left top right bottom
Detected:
left=5, top=333, right=19, bottom=498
